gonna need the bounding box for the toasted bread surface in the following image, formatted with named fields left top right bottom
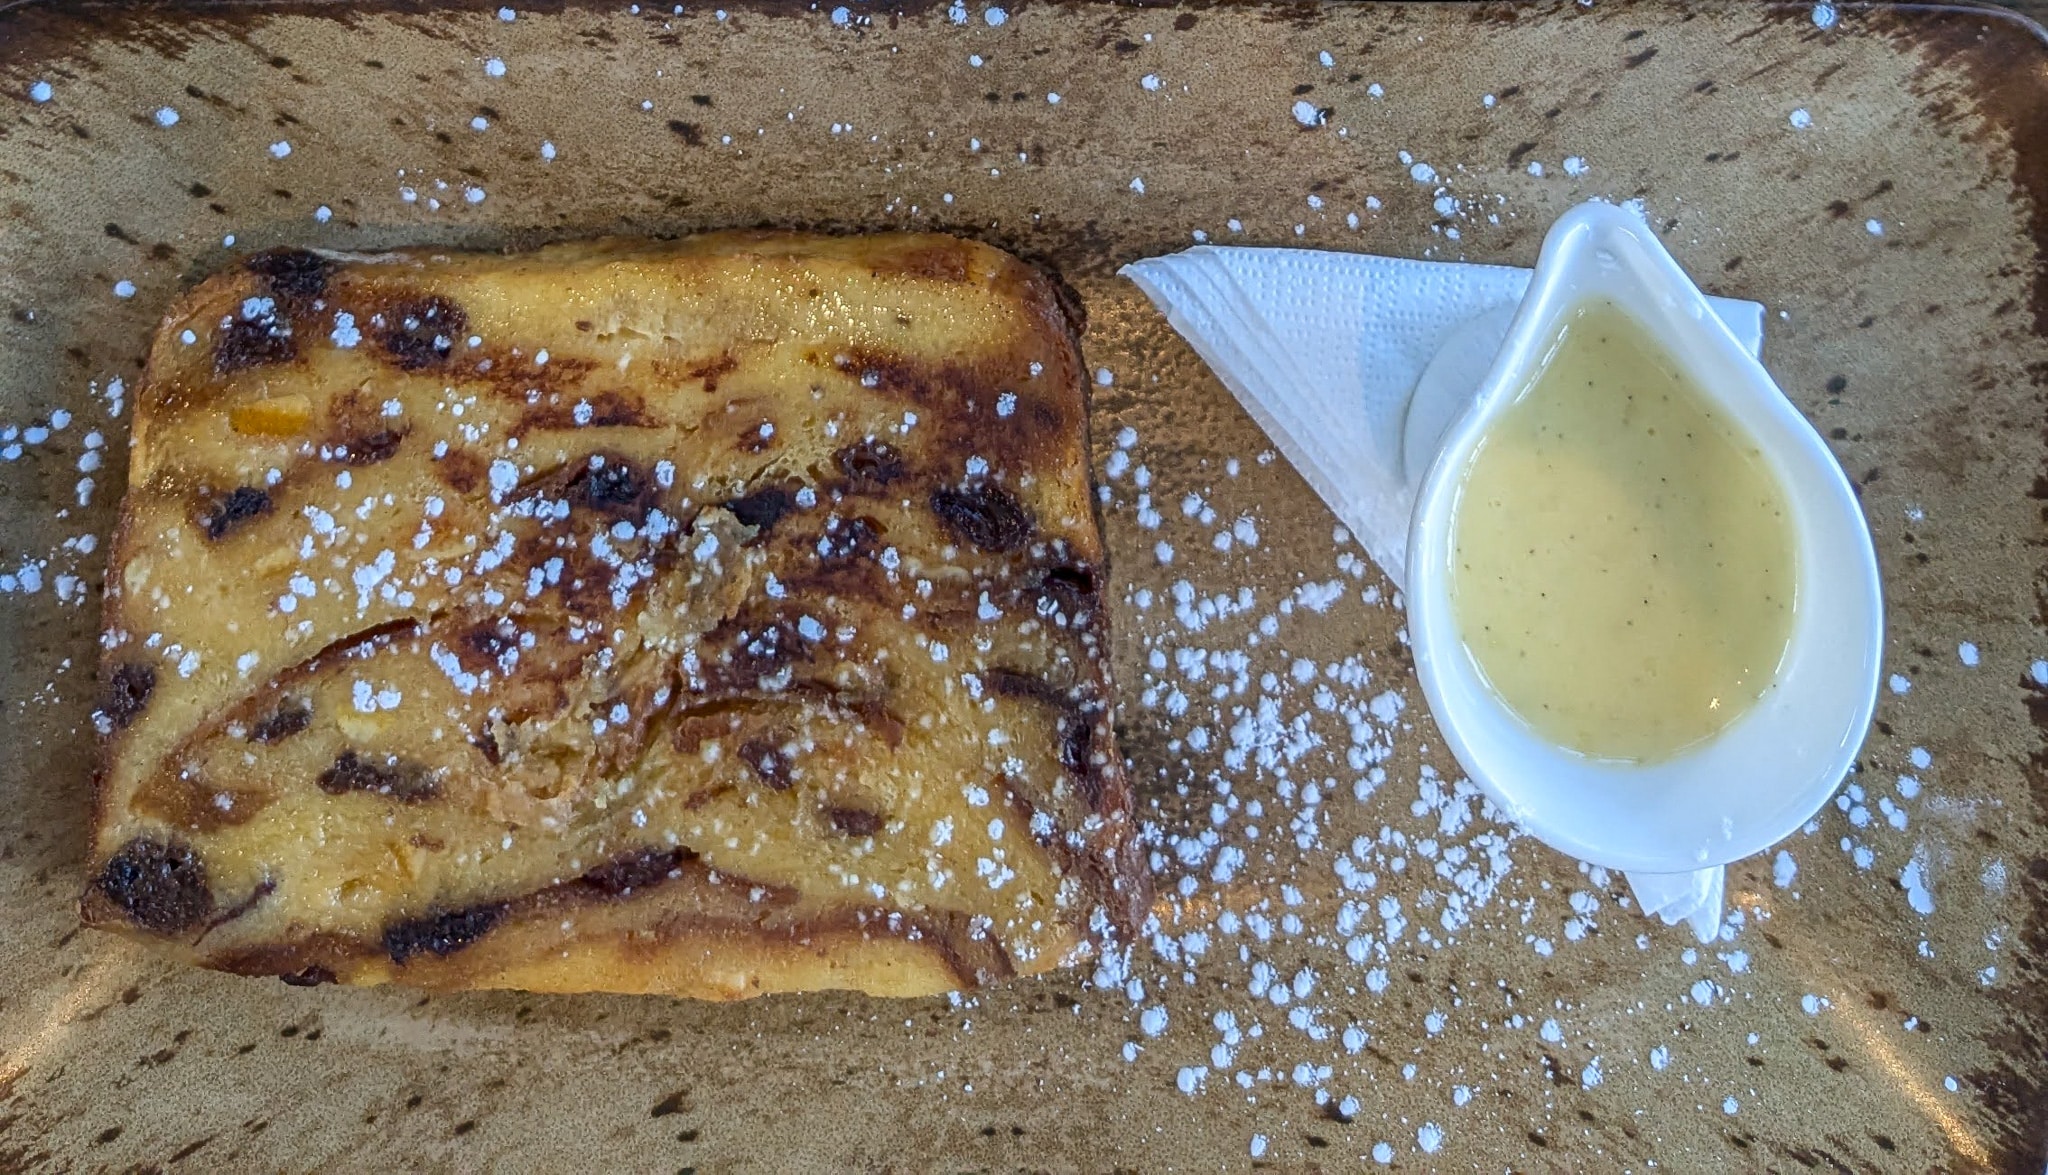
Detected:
left=84, top=232, right=1144, bottom=999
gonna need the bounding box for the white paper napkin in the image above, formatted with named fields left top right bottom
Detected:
left=1120, top=246, right=1765, bottom=943
left=1121, top=248, right=1764, bottom=587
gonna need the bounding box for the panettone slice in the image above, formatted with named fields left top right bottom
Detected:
left=84, top=231, right=1146, bottom=999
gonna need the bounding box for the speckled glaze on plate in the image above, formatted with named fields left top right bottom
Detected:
left=0, top=1, right=2042, bottom=1170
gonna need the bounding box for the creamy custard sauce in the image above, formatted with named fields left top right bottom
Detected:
left=1448, top=299, right=1798, bottom=762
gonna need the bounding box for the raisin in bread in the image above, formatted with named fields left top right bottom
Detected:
left=84, top=232, right=1147, bottom=999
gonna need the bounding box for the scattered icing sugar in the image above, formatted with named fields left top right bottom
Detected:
left=10, top=40, right=1993, bottom=1158
left=1789, top=108, right=1812, bottom=130
left=153, top=107, right=179, bottom=127
left=488, top=459, right=520, bottom=498
left=1058, top=345, right=1900, bottom=1151
left=1982, top=859, right=2008, bottom=892
left=1901, top=852, right=1935, bottom=915
left=350, top=680, right=402, bottom=712
left=1773, top=850, right=1797, bottom=888
left=1956, top=641, right=1978, bottom=667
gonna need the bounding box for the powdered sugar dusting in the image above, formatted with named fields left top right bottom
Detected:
left=0, top=4, right=2029, bottom=1165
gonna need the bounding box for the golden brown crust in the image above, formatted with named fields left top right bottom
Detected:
left=84, top=232, right=1145, bottom=999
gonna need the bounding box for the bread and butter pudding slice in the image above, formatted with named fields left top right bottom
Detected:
left=83, top=232, right=1147, bottom=999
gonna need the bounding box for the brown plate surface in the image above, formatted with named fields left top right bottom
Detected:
left=0, top=1, right=2043, bottom=1169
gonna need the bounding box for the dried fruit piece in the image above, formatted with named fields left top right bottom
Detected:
left=229, top=393, right=314, bottom=437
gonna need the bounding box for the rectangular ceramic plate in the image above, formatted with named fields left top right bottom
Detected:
left=1, top=1, right=2043, bottom=1168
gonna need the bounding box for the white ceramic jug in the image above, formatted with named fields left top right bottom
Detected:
left=1403, top=201, right=1885, bottom=940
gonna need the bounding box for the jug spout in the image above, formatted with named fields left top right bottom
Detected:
left=1627, top=867, right=1724, bottom=944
